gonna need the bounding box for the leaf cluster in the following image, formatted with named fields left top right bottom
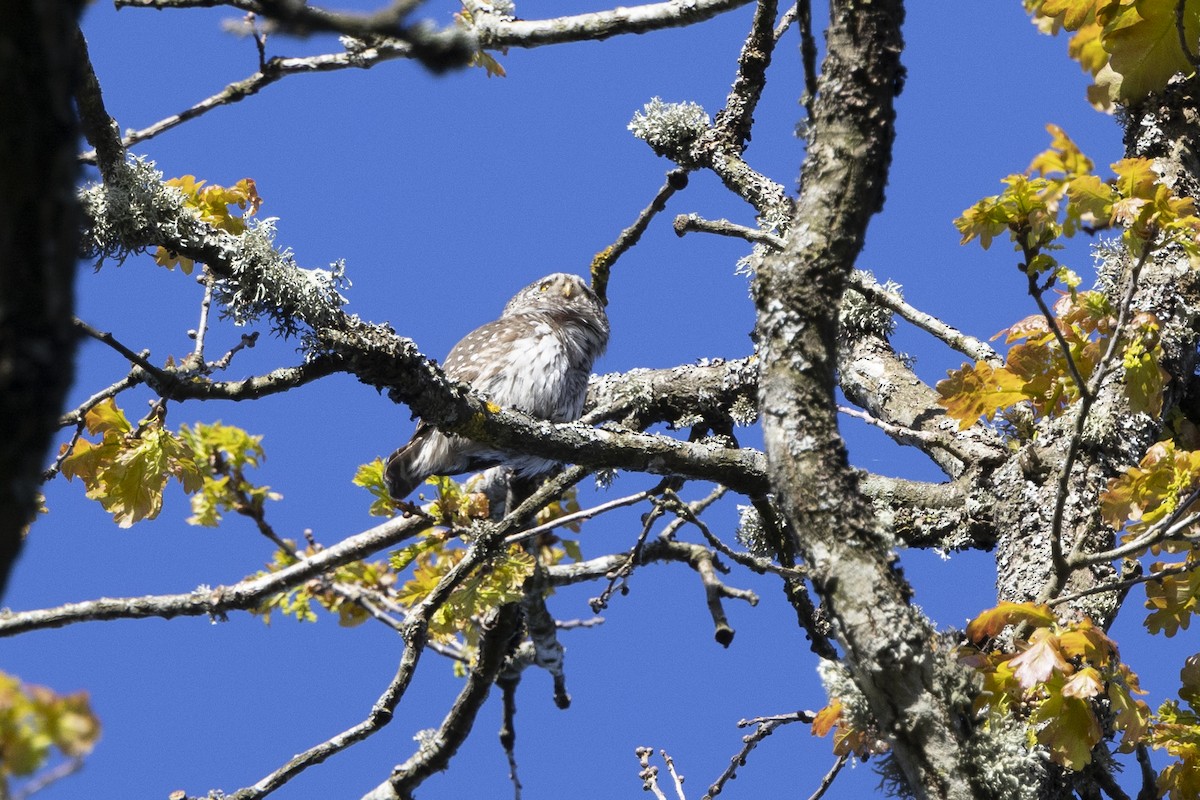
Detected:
left=961, top=603, right=1149, bottom=771
left=153, top=175, right=262, bottom=273
left=253, top=541, right=395, bottom=627
left=1026, top=0, right=1200, bottom=107
left=936, top=290, right=1165, bottom=428
left=956, top=125, right=1200, bottom=267
left=60, top=399, right=277, bottom=528
left=1151, top=655, right=1200, bottom=800
left=1101, top=440, right=1200, bottom=635
left=0, top=671, right=100, bottom=780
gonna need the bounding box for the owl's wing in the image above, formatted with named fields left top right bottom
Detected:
left=441, top=316, right=537, bottom=384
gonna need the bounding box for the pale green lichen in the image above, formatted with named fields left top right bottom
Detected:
left=628, top=97, right=710, bottom=163
left=79, top=156, right=350, bottom=349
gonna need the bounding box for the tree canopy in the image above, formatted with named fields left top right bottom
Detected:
left=5, top=2, right=1200, bottom=800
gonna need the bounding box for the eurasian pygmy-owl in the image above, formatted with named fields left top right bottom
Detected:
left=384, top=272, right=610, bottom=500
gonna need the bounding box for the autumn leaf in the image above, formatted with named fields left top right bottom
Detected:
left=811, top=700, right=841, bottom=737
left=1010, top=631, right=1071, bottom=688
left=936, top=361, right=1030, bottom=429
left=1062, top=666, right=1104, bottom=698
left=1144, top=567, right=1200, bottom=636
left=1102, top=0, right=1200, bottom=104
left=1034, top=691, right=1103, bottom=769
left=966, top=601, right=1057, bottom=643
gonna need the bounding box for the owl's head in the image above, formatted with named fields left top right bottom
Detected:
left=502, top=273, right=605, bottom=320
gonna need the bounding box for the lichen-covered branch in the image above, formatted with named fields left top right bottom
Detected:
left=754, top=1, right=1001, bottom=797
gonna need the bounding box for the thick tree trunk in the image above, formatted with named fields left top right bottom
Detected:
left=754, top=3, right=999, bottom=798
left=0, top=1, right=83, bottom=597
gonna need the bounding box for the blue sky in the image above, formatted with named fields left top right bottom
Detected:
left=6, top=2, right=1192, bottom=798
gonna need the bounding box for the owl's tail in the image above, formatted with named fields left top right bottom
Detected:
left=383, top=426, right=435, bottom=500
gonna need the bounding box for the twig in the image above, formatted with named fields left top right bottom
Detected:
left=659, top=483, right=727, bottom=540
left=1070, top=486, right=1200, bottom=567
left=773, top=3, right=797, bottom=41
left=1135, top=744, right=1158, bottom=800
left=13, top=757, right=85, bottom=800
left=222, top=469, right=581, bottom=800
left=589, top=493, right=669, bottom=612
left=218, top=597, right=435, bottom=800
left=703, top=711, right=815, bottom=799
left=208, top=332, right=260, bottom=371
left=847, top=272, right=1002, bottom=365
left=503, top=487, right=656, bottom=547
left=56, top=371, right=144, bottom=427
left=1046, top=559, right=1200, bottom=608
left=805, top=754, right=849, bottom=800
left=497, top=672, right=523, bottom=800
left=371, top=604, right=524, bottom=800
left=192, top=269, right=214, bottom=362
left=838, top=405, right=951, bottom=446
left=591, top=169, right=689, bottom=304
left=42, top=422, right=86, bottom=481
left=664, top=487, right=803, bottom=579
left=673, top=213, right=784, bottom=248
left=79, top=44, right=419, bottom=161
left=0, top=513, right=431, bottom=637
left=797, top=0, right=817, bottom=117
left=74, top=318, right=161, bottom=375
left=1040, top=244, right=1153, bottom=603
left=1177, top=0, right=1200, bottom=70
left=636, top=747, right=672, bottom=800
left=671, top=217, right=1000, bottom=364
left=661, top=751, right=687, bottom=800
left=1024, top=258, right=1092, bottom=404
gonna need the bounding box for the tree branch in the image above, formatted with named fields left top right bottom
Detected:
left=0, top=514, right=429, bottom=637
left=755, top=2, right=996, bottom=796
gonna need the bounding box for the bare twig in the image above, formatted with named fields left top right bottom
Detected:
left=1177, top=0, right=1200, bottom=70
left=591, top=169, right=689, bottom=304
left=797, top=0, right=816, bottom=117
left=805, top=754, right=849, bottom=800
left=1041, top=245, right=1153, bottom=602
left=42, top=422, right=86, bottom=481
left=847, top=272, right=1002, bottom=365
left=1070, top=487, right=1200, bottom=568
left=703, top=711, right=816, bottom=799
left=773, top=3, right=797, bottom=41
left=74, top=318, right=160, bottom=375
left=1046, top=558, right=1200, bottom=608
left=636, top=747, right=672, bottom=800
left=13, top=757, right=85, bottom=800
left=673, top=213, right=784, bottom=248
left=589, top=492, right=670, bottom=612
left=670, top=217, right=1000, bottom=364
left=504, top=487, right=656, bottom=547
left=192, top=269, right=214, bottom=362
left=0, top=513, right=431, bottom=637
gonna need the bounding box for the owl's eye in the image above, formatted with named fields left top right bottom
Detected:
left=539, top=283, right=550, bottom=292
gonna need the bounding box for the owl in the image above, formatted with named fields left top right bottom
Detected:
left=384, top=272, right=610, bottom=500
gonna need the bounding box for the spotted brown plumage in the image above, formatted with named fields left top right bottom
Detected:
left=384, top=273, right=610, bottom=500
